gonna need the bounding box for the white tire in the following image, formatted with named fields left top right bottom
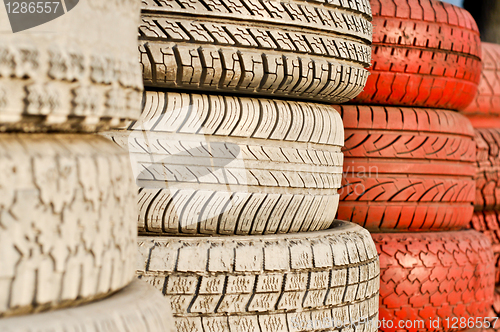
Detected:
left=137, top=220, right=380, bottom=332
left=0, top=280, right=174, bottom=332
left=0, top=134, right=136, bottom=317
left=105, top=91, right=345, bottom=235
left=139, top=0, right=372, bottom=103
left=0, top=0, right=142, bottom=132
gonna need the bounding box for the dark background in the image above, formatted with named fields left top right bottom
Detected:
left=444, top=0, right=500, bottom=43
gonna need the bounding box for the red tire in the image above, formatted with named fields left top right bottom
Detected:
left=336, top=105, right=476, bottom=232
left=494, top=288, right=500, bottom=323
left=469, top=211, right=500, bottom=285
left=352, top=0, right=481, bottom=110
left=463, top=43, right=500, bottom=128
left=373, top=230, right=495, bottom=332
left=474, top=128, right=500, bottom=210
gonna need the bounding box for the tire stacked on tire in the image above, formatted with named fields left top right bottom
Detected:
left=0, top=2, right=174, bottom=331
left=336, top=0, right=497, bottom=331
left=462, top=42, right=500, bottom=331
left=104, top=0, right=382, bottom=331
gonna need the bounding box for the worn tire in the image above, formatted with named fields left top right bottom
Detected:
left=0, top=280, right=174, bottom=332
left=139, top=0, right=372, bottom=103
left=336, top=105, right=476, bottom=232
left=373, top=230, right=496, bottom=332
left=352, top=0, right=481, bottom=110
left=137, top=220, right=380, bottom=332
left=0, top=134, right=136, bottom=317
left=0, top=0, right=142, bottom=132
left=469, top=211, right=500, bottom=285
left=463, top=43, right=500, bottom=128
left=105, top=91, right=344, bottom=235
left=474, top=128, right=500, bottom=210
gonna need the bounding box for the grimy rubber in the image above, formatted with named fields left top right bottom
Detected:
left=373, top=230, right=496, bottom=332
left=352, top=0, right=481, bottom=111
left=336, top=105, right=476, bottom=232
left=139, top=0, right=372, bottom=103
left=137, top=221, right=380, bottom=332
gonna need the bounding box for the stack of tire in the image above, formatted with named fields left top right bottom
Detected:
left=105, top=0, right=382, bottom=331
left=335, top=0, right=497, bottom=330
left=462, top=42, right=500, bottom=329
left=0, top=1, right=173, bottom=331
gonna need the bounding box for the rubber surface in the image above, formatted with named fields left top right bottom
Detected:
left=373, top=230, right=496, bottom=332
left=139, top=0, right=372, bottom=103
left=0, top=0, right=142, bottom=132
left=336, top=105, right=476, bottom=232
left=137, top=220, right=380, bottom=332
left=106, top=91, right=344, bottom=235
left=0, top=280, right=174, bottom=332
left=0, top=134, right=137, bottom=317
left=494, top=288, right=500, bottom=326
left=352, top=0, right=481, bottom=110
left=474, top=128, right=500, bottom=211
left=469, top=211, right=500, bottom=285
left=463, top=43, right=500, bottom=119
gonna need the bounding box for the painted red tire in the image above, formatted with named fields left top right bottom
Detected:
left=474, top=128, right=500, bottom=210
left=373, top=230, right=496, bottom=332
left=352, top=0, right=481, bottom=111
left=336, top=105, right=476, bottom=232
left=494, top=288, right=500, bottom=323
left=469, top=211, right=500, bottom=285
left=463, top=43, right=500, bottom=128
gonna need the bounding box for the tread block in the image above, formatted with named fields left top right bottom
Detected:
left=137, top=222, right=380, bottom=332
left=373, top=231, right=495, bottom=332
left=138, top=0, right=372, bottom=102
left=353, top=0, right=481, bottom=110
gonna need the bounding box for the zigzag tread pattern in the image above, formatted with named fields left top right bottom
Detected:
left=142, top=0, right=373, bottom=18
left=137, top=223, right=380, bottom=332
left=139, top=17, right=371, bottom=64
left=373, top=231, right=495, bottom=332
left=353, top=0, right=481, bottom=110
left=474, top=128, right=500, bottom=210
left=140, top=41, right=369, bottom=103
left=464, top=42, right=500, bottom=116
left=0, top=134, right=137, bottom=318
left=140, top=2, right=371, bottom=42
left=138, top=0, right=372, bottom=103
